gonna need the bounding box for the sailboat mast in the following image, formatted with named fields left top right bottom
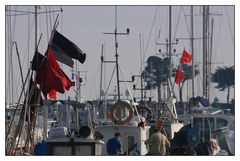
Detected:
left=191, top=6, right=195, bottom=98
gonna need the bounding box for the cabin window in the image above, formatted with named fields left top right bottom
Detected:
left=216, top=118, right=228, bottom=129
left=193, top=118, right=214, bottom=129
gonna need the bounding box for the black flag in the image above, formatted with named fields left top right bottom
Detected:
left=31, top=51, right=46, bottom=71
left=51, top=30, right=86, bottom=67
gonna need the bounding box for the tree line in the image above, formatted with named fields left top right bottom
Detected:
left=142, top=56, right=234, bottom=104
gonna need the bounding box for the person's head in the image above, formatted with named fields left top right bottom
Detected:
left=154, top=128, right=160, bottom=133
left=115, top=132, right=122, bottom=139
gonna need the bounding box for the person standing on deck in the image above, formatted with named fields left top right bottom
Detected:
left=106, top=132, right=123, bottom=155
left=145, top=128, right=170, bottom=155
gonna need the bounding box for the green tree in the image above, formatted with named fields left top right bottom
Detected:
left=211, top=66, right=234, bottom=103
left=142, top=56, right=175, bottom=102
left=174, top=64, right=200, bottom=102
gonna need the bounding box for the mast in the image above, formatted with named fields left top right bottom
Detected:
left=103, top=6, right=129, bottom=100
left=100, top=44, right=104, bottom=101
left=114, top=7, right=121, bottom=100
left=140, top=34, right=143, bottom=103
left=191, top=6, right=195, bottom=98
left=202, top=5, right=209, bottom=99
left=35, top=5, right=38, bottom=50
left=209, top=18, right=214, bottom=101
left=168, top=5, right=172, bottom=98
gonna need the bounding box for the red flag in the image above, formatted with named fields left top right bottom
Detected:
left=175, top=68, right=184, bottom=84
left=36, top=48, right=74, bottom=99
left=48, top=90, right=56, bottom=99
left=180, top=49, right=192, bottom=64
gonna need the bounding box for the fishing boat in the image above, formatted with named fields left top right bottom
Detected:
left=169, top=6, right=234, bottom=155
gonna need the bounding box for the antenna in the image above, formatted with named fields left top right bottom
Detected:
left=103, top=6, right=130, bottom=100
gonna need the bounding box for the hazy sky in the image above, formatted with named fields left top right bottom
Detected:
left=5, top=5, right=234, bottom=104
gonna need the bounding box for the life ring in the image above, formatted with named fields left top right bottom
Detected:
left=110, top=100, right=134, bottom=125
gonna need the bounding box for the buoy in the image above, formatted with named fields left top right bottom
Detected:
left=110, top=100, right=134, bottom=125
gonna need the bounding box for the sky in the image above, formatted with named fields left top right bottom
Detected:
left=5, top=5, right=234, bottom=105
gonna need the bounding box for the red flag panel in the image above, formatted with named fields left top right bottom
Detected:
left=175, top=68, right=184, bottom=84
left=181, top=49, right=192, bottom=64
left=36, top=48, right=74, bottom=99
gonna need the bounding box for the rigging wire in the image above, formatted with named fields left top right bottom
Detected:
left=118, top=65, right=141, bottom=121
left=87, top=62, right=101, bottom=100
left=133, top=6, right=159, bottom=97
left=27, top=7, right=30, bottom=72
left=224, top=6, right=234, bottom=45
left=6, top=6, right=11, bottom=104
left=182, top=6, right=191, bottom=39
left=11, top=6, right=18, bottom=103
left=213, top=16, right=223, bottom=70
left=143, top=6, right=159, bottom=62
left=173, top=6, right=183, bottom=41
left=9, top=7, right=13, bottom=104
left=15, top=11, right=35, bottom=94
left=60, top=5, right=63, bottom=33
left=49, top=6, right=52, bottom=30
left=52, top=6, right=56, bottom=26
left=103, top=66, right=116, bottom=101
left=45, top=6, right=49, bottom=42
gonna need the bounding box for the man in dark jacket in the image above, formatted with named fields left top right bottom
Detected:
left=106, top=132, right=123, bottom=155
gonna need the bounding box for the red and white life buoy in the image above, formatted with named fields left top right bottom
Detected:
left=110, top=100, right=134, bottom=125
